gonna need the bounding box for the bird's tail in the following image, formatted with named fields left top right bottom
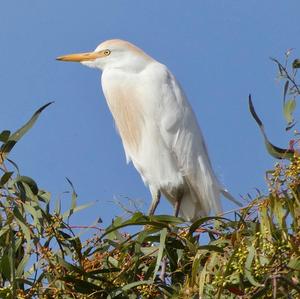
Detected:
left=178, top=157, right=241, bottom=222
left=220, top=188, right=243, bottom=208
left=179, top=184, right=241, bottom=222
left=178, top=163, right=222, bottom=222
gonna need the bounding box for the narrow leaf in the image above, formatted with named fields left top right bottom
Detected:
left=283, top=80, right=289, bottom=104
left=0, top=102, right=53, bottom=160
left=6, top=159, right=20, bottom=174
left=198, top=245, right=224, bottom=253
left=1, top=140, right=16, bottom=155
left=65, top=177, right=77, bottom=221
left=189, top=216, right=229, bottom=235
left=0, top=131, right=10, bottom=143
left=13, top=208, right=32, bottom=252
left=153, top=227, right=167, bottom=280
left=0, top=172, right=13, bottom=187
left=9, top=102, right=53, bottom=143
left=15, top=176, right=39, bottom=195
left=16, top=254, right=30, bottom=277
left=56, top=256, right=84, bottom=274
left=121, top=280, right=153, bottom=291
left=149, top=214, right=184, bottom=224
left=283, top=98, right=296, bottom=125
left=54, top=197, right=61, bottom=215
left=288, top=258, right=300, bottom=270
left=292, top=59, right=300, bottom=69
left=244, top=245, right=263, bottom=287
left=62, top=276, right=103, bottom=293
left=198, top=261, right=207, bottom=297
left=62, top=202, right=94, bottom=219
left=249, top=95, right=294, bottom=159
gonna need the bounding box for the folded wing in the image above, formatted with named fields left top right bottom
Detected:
left=157, top=67, right=222, bottom=220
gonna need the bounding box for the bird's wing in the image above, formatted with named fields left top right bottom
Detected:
left=155, top=64, right=222, bottom=218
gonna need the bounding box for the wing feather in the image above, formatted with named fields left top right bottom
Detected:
left=157, top=67, right=222, bottom=219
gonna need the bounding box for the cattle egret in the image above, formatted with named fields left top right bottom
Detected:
left=57, top=39, right=237, bottom=221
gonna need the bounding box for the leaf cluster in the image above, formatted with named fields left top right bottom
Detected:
left=0, top=54, right=300, bottom=298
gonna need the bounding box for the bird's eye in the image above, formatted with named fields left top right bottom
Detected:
left=103, top=49, right=111, bottom=56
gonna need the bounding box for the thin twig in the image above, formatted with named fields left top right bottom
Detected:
left=217, top=202, right=260, bottom=216
left=69, top=225, right=104, bottom=232
left=271, top=57, right=300, bottom=94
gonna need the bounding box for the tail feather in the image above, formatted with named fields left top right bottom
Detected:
left=178, top=185, right=241, bottom=222
left=178, top=169, right=222, bottom=222
left=220, top=189, right=242, bottom=207
left=178, top=169, right=241, bottom=222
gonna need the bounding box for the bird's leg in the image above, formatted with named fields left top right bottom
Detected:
left=174, top=195, right=183, bottom=217
left=148, top=189, right=161, bottom=216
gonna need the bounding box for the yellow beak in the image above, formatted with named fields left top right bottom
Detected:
left=56, top=51, right=106, bottom=62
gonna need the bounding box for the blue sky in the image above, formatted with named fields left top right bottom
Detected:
left=0, top=1, right=299, bottom=227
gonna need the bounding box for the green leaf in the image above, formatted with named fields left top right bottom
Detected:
left=65, top=177, right=77, bottom=221
left=0, top=225, right=10, bottom=238
left=199, top=261, right=208, bottom=297
left=148, top=214, right=185, bottom=224
left=62, top=276, right=103, bottom=294
left=244, top=245, right=263, bottom=287
left=0, top=172, right=13, bottom=187
left=0, top=254, right=11, bottom=281
left=140, top=246, right=159, bottom=256
left=13, top=207, right=32, bottom=252
left=249, top=95, right=294, bottom=160
left=153, top=227, right=167, bottom=280
left=0, top=287, right=12, bottom=298
left=56, top=256, right=84, bottom=274
left=191, top=251, right=201, bottom=285
left=15, top=176, right=39, bottom=195
left=0, top=130, right=10, bottom=143
left=1, top=140, right=16, bottom=155
left=283, top=98, right=296, bottom=125
left=16, top=253, right=30, bottom=277
left=259, top=204, right=272, bottom=239
left=62, top=202, right=94, bottom=220
left=271, top=57, right=284, bottom=76
left=38, top=190, right=51, bottom=203
left=288, top=258, right=300, bottom=270
left=86, top=267, right=120, bottom=275
left=54, top=197, right=61, bottom=215
left=283, top=80, right=289, bottom=103
left=102, top=213, right=171, bottom=240
left=110, top=280, right=153, bottom=298
left=135, top=229, right=150, bottom=254
left=189, top=216, right=229, bottom=235
left=6, top=159, right=20, bottom=175
left=108, top=256, right=119, bottom=268
left=292, top=59, right=300, bottom=69
left=272, top=195, right=287, bottom=231
left=21, top=202, right=43, bottom=232
left=9, top=102, right=53, bottom=143
left=121, top=280, right=153, bottom=291
left=198, top=245, right=224, bottom=253
left=0, top=102, right=53, bottom=161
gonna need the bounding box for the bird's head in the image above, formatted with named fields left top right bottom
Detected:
left=57, top=39, right=152, bottom=71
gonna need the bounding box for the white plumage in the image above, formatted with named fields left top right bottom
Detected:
left=58, top=39, right=236, bottom=221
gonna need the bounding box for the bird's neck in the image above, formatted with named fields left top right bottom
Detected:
left=105, top=56, right=152, bottom=73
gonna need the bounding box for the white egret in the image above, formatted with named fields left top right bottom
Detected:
left=57, top=39, right=237, bottom=221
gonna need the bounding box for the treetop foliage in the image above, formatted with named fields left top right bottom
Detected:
left=0, top=53, right=300, bottom=298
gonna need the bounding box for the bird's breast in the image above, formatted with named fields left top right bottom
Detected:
left=101, top=74, right=145, bottom=157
